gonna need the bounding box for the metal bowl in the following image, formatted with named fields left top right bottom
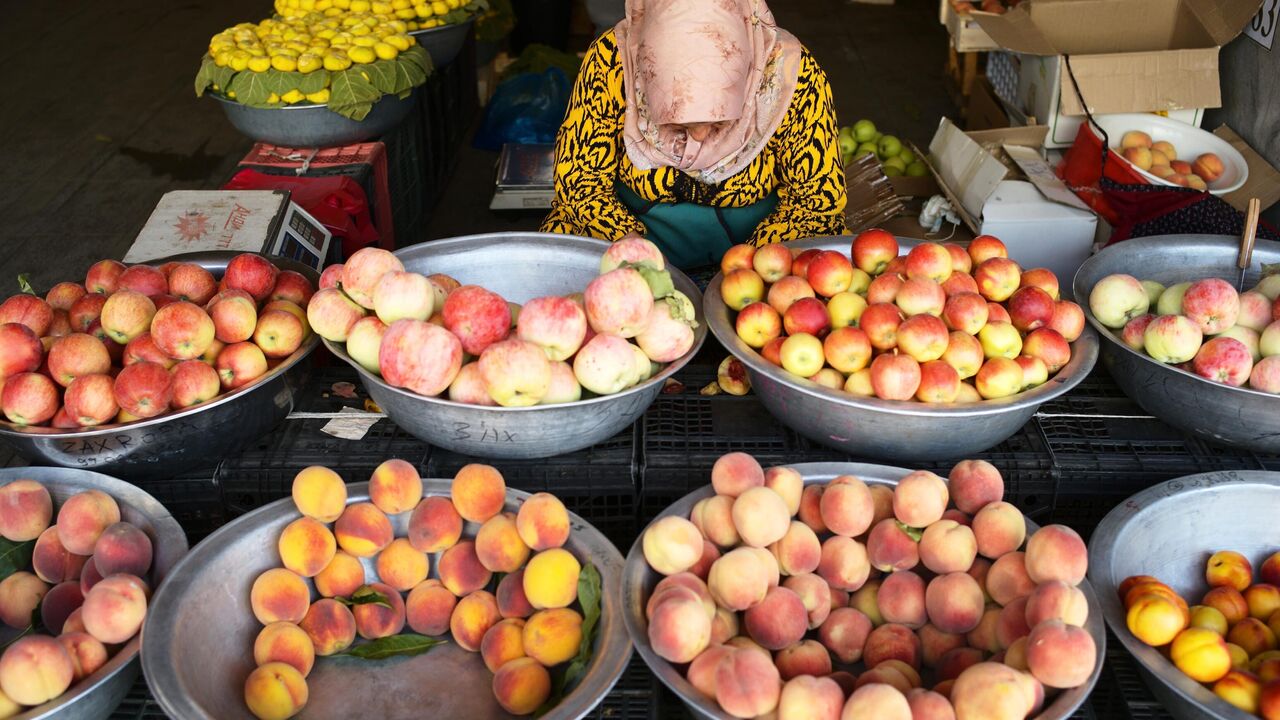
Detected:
left=143, top=479, right=631, bottom=719
left=1089, top=471, right=1280, bottom=720
left=0, top=252, right=321, bottom=482
left=1072, top=234, right=1280, bottom=454
left=211, top=91, right=417, bottom=148
left=704, top=236, right=1100, bottom=461
left=0, top=467, right=188, bottom=720
left=409, top=19, right=474, bottom=66
left=323, top=232, right=708, bottom=459
left=623, top=462, right=1107, bottom=720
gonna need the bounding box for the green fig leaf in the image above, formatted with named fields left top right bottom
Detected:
left=339, top=634, right=447, bottom=660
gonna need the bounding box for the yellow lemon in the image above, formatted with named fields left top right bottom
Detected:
left=431, top=1, right=449, bottom=16
left=446, top=0, right=461, bottom=8
left=407, top=20, right=420, bottom=29
left=316, top=27, right=337, bottom=39
left=387, top=19, right=408, bottom=32
left=351, top=23, right=372, bottom=35
left=229, top=50, right=251, bottom=71
left=350, top=0, right=371, bottom=10
left=334, top=0, right=351, bottom=8
left=267, top=92, right=281, bottom=104
left=385, top=34, right=411, bottom=51
left=395, top=7, right=416, bottom=18
left=324, top=7, right=344, bottom=16
left=316, top=0, right=333, bottom=8
left=297, top=53, right=323, bottom=73
left=306, top=88, right=331, bottom=104
left=372, top=1, right=392, bottom=12
left=286, top=41, right=309, bottom=54
left=323, top=50, right=352, bottom=70
left=213, top=50, right=233, bottom=67
left=247, top=55, right=272, bottom=72
left=347, top=45, right=376, bottom=64
left=352, top=35, right=377, bottom=47
left=300, top=0, right=316, bottom=8
left=373, top=42, right=398, bottom=60
left=281, top=89, right=307, bottom=104
left=415, top=4, right=432, bottom=17
left=271, top=54, right=298, bottom=72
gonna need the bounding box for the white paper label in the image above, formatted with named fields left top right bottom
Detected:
left=1246, top=0, right=1278, bottom=50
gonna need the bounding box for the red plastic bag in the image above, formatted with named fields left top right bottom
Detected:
left=223, top=168, right=380, bottom=260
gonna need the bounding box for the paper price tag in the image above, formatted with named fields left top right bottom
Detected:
left=1246, top=0, right=1278, bottom=50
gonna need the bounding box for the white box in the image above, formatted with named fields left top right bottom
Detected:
left=979, top=180, right=1098, bottom=286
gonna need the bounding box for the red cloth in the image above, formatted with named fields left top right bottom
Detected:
left=223, top=168, right=380, bottom=259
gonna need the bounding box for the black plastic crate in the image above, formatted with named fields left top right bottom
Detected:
left=135, top=472, right=226, bottom=544
left=1100, top=631, right=1174, bottom=720
left=108, top=675, right=168, bottom=719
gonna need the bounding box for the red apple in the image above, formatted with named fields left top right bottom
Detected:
left=445, top=285, right=514, bottom=354
left=0, top=324, right=43, bottom=379
left=47, top=310, right=71, bottom=338
left=224, top=253, right=281, bottom=304
left=1048, top=300, right=1086, bottom=342
left=975, top=357, right=1024, bottom=399
left=724, top=269, right=767, bottom=311
left=752, top=244, right=793, bottom=283
left=637, top=299, right=695, bottom=362
left=47, top=333, right=110, bottom=386
left=170, top=360, right=222, bottom=409
left=968, top=235, right=1008, bottom=266
left=867, top=273, right=904, bottom=305
left=987, top=302, right=1011, bottom=325
left=51, top=407, right=78, bottom=429
left=99, top=291, right=156, bottom=344
left=736, top=301, right=783, bottom=349
left=1015, top=355, right=1049, bottom=389
left=1019, top=269, right=1060, bottom=300
left=897, top=315, right=949, bottom=362
left=783, top=297, right=830, bottom=337
left=125, top=333, right=176, bottom=369
left=917, top=360, right=961, bottom=402
left=1007, top=286, right=1056, bottom=332
left=942, top=331, right=984, bottom=379
left=253, top=309, right=305, bottom=359
left=306, top=287, right=365, bottom=343
left=64, top=373, right=119, bottom=426
left=852, top=229, right=899, bottom=275
left=944, top=244, right=973, bottom=275
left=906, top=243, right=953, bottom=283
left=0, top=295, right=53, bottom=337
left=1252, top=356, right=1280, bottom=393
left=84, top=260, right=126, bottom=294
left=68, top=294, right=107, bottom=334
left=448, top=363, right=497, bottom=406
left=861, top=303, right=905, bottom=351
left=516, top=296, right=588, bottom=361
left=214, top=342, right=268, bottom=390
left=45, top=282, right=86, bottom=312
left=1183, top=278, right=1240, bottom=335
left=151, top=302, right=215, bottom=361
left=896, top=278, right=946, bottom=317
left=1, top=372, right=58, bottom=425
left=268, top=270, right=315, bottom=308
left=1237, top=291, right=1273, bottom=332
left=942, top=272, right=979, bottom=297
left=209, top=290, right=258, bottom=344
left=118, top=265, right=168, bottom=297
left=721, top=244, right=756, bottom=275
left=379, top=319, right=463, bottom=396
left=808, top=251, right=854, bottom=297
left=942, top=293, right=989, bottom=335
left=319, top=264, right=344, bottom=290
left=113, top=361, right=173, bottom=417
left=1193, top=337, right=1253, bottom=387
left=823, top=327, right=872, bottom=374
left=975, top=258, right=1022, bottom=302
left=791, top=248, right=823, bottom=279
left=1021, top=327, right=1072, bottom=374
left=884, top=257, right=906, bottom=277
left=262, top=300, right=309, bottom=334
left=761, top=337, right=786, bottom=366
left=1121, top=314, right=1156, bottom=351
left=600, top=237, right=664, bottom=273
left=870, top=353, right=921, bottom=400
left=166, top=264, right=218, bottom=305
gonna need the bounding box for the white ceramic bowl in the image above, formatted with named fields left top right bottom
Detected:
left=1088, top=113, right=1249, bottom=195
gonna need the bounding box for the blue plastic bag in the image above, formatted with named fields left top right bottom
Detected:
left=473, top=67, right=570, bottom=151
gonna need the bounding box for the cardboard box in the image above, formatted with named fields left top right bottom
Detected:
left=1215, top=125, right=1280, bottom=215
left=972, top=0, right=1260, bottom=147
left=939, top=0, right=999, bottom=53
left=966, top=77, right=1010, bottom=132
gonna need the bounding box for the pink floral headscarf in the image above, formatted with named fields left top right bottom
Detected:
left=615, top=0, right=802, bottom=185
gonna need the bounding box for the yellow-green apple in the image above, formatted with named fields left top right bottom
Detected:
left=1022, top=327, right=1071, bottom=373
left=1048, top=300, right=1085, bottom=342
left=1015, top=355, right=1048, bottom=390
left=636, top=299, right=695, bottom=362
left=214, top=342, right=268, bottom=390
left=823, top=327, right=871, bottom=373
left=1157, top=281, right=1192, bottom=315
left=1141, top=280, right=1166, bottom=307
left=917, top=359, right=961, bottom=402
left=852, top=228, right=899, bottom=275
left=2, top=373, right=58, bottom=425
left=987, top=302, right=1011, bottom=325
left=150, top=302, right=215, bottom=361
left=975, top=357, right=1024, bottom=399
left=945, top=243, right=973, bottom=274
left=477, top=339, right=551, bottom=407
left=0, top=324, right=42, bottom=380
left=117, top=265, right=167, bottom=297
left=584, top=268, right=654, bottom=339
left=541, top=361, right=582, bottom=404
left=1183, top=278, right=1240, bottom=335
left=269, top=270, right=313, bottom=307
left=867, top=273, right=903, bottom=305
left=1144, top=314, right=1203, bottom=363
left=601, top=237, right=665, bottom=273
left=306, top=287, right=366, bottom=342
left=1256, top=275, right=1280, bottom=301
left=208, top=289, right=258, bottom=344
left=1123, top=146, right=1153, bottom=171
left=955, top=381, right=981, bottom=402
left=169, top=360, right=221, bottom=409
left=721, top=244, right=756, bottom=275
left=1018, top=269, right=1060, bottom=300
left=783, top=297, right=830, bottom=338
left=811, top=368, right=845, bottom=390
left=447, top=363, right=496, bottom=406
left=345, top=316, right=388, bottom=374
left=341, top=248, right=403, bottom=309
left=849, top=268, right=872, bottom=294
left=737, top=301, right=782, bottom=348
left=897, top=278, right=946, bottom=317
left=808, top=251, right=854, bottom=297
left=827, top=291, right=867, bottom=330
left=974, top=258, right=1022, bottom=303
left=761, top=337, right=786, bottom=366
left=372, top=271, right=433, bottom=325
left=428, top=273, right=460, bottom=296
left=1252, top=357, right=1280, bottom=393
left=379, top=319, right=463, bottom=396
left=48, top=310, right=71, bottom=338
left=897, top=315, right=949, bottom=362
left=223, top=253, right=280, bottom=304
left=253, top=309, right=305, bottom=359
left=942, top=272, right=979, bottom=297
left=845, top=368, right=874, bottom=396
left=943, top=293, right=989, bottom=335
left=906, top=243, right=953, bottom=283
left=47, top=333, right=109, bottom=387
left=573, top=333, right=639, bottom=394
left=99, top=291, right=155, bottom=344
left=1089, top=274, right=1150, bottom=328
left=63, top=373, right=117, bottom=426
left=1235, top=291, right=1272, bottom=332
left=978, top=322, right=1022, bottom=359
left=0, top=295, right=53, bottom=337
left=942, top=331, right=984, bottom=379
left=765, top=275, right=812, bottom=314
left=752, top=243, right=793, bottom=283
left=968, top=235, right=1008, bottom=266
left=1263, top=321, right=1280, bottom=357
left=1218, top=326, right=1261, bottom=361
left=68, top=294, right=106, bottom=333
left=780, top=333, right=825, bottom=378
left=112, top=361, right=172, bottom=418
left=1193, top=153, right=1225, bottom=183
left=45, top=283, right=85, bottom=312
left=199, top=338, right=224, bottom=365
left=870, top=352, right=922, bottom=400
left=1120, top=315, right=1156, bottom=350
left=1193, top=337, right=1253, bottom=386
left=85, top=260, right=126, bottom=295
left=791, top=248, right=822, bottom=278
left=165, top=264, right=217, bottom=305
left=319, top=264, right=344, bottom=291
left=860, top=303, right=904, bottom=351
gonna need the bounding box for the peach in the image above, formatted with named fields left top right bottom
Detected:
left=276, top=517, right=336, bottom=579
left=1026, top=619, right=1096, bottom=688
left=1231, top=617, right=1278, bottom=657
left=1216, top=669, right=1263, bottom=714
left=643, top=515, right=703, bottom=575
left=496, top=569, right=535, bottom=620
left=778, top=675, right=843, bottom=720
left=856, top=664, right=914, bottom=693
left=772, top=521, right=822, bottom=576
left=82, top=573, right=147, bottom=643
left=523, top=547, right=580, bottom=610
left=0, top=479, right=52, bottom=543
left=866, top=622, right=922, bottom=669
left=893, top=471, right=948, bottom=528
left=843, top=683, right=912, bottom=720
left=821, top=476, right=875, bottom=537
left=370, top=538, right=426, bottom=592
left=869, top=484, right=896, bottom=527
left=987, top=552, right=1036, bottom=606
left=710, top=606, right=739, bottom=645
left=475, top=512, right=531, bottom=574
left=92, top=521, right=152, bottom=578
left=686, top=645, right=733, bottom=698
left=774, top=639, right=832, bottom=680
left=1205, top=586, right=1250, bottom=624
left=254, top=621, right=316, bottom=677
left=56, top=489, right=120, bottom=555
left=938, top=646, right=986, bottom=680
left=907, top=688, right=956, bottom=720
left=253, top=569, right=312, bottom=628
left=744, top=586, right=808, bottom=650
left=1127, top=592, right=1188, bottom=647
left=971, top=502, right=1025, bottom=560
left=310, top=551, right=363, bottom=599
left=362, top=458, right=422, bottom=516
left=920, top=622, right=967, bottom=667
left=712, top=452, right=765, bottom=497
left=799, top=485, right=828, bottom=533
left=948, top=460, right=1003, bottom=514
left=716, top=647, right=782, bottom=718
left=515, top=492, right=570, bottom=551
left=919, top=520, right=977, bottom=575
left=1171, top=626, right=1231, bottom=683
left=41, top=580, right=84, bottom=633
left=765, top=466, right=804, bottom=516
left=290, top=466, right=347, bottom=523
left=408, top=495, right=462, bottom=553
left=950, top=662, right=1037, bottom=720
left=332, top=502, right=392, bottom=559
left=78, top=559, right=103, bottom=597
left=1250, top=585, right=1280, bottom=621
left=492, top=656, right=551, bottom=715
left=1024, top=524, right=1087, bottom=585
left=783, top=573, right=833, bottom=629
left=867, top=519, right=919, bottom=573
left=404, top=579, right=457, bottom=636
left=709, top=547, right=772, bottom=611
left=880, top=570, right=928, bottom=629
left=522, top=607, right=582, bottom=667
left=997, top=596, right=1032, bottom=648
left=31, top=527, right=84, bottom=584
left=1262, top=553, right=1280, bottom=587
left=0, top=570, right=47, bottom=629
left=431, top=541, right=490, bottom=598
left=243, top=661, right=308, bottom=720
left=58, top=631, right=107, bottom=682
left=927, top=572, right=985, bottom=635
left=966, top=605, right=1002, bottom=653
left=451, top=464, right=506, bottom=523
left=726, top=635, right=770, bottom=658
left=819, top=606, right=873, bottom=663
left=1190, top=604, right=1230, bottom=635
left=819, top=535, right=871, bottom=592
left=0, top=634, right=74, bottom=706
left=649, top=593, right=711, bottom=663
left=450, top=590, right=500, bottom=652
left=1026, top=580, right=1088, bottom=627
left=692, top=495, right=739, bottom=548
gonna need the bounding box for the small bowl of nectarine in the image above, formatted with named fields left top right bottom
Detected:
left=1088, top=113, right=1249, bottom=195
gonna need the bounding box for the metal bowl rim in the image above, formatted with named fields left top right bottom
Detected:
left=624, top=461, right=1106, bottom=720
left=704, top=236, right=1101, bottom=418
left=323, top=231, right=708, bottom=413
left=0, top=252, right=321, bottom=439
left=208, top=85, right=418, bottom=111
left=1072, top=233, right=1280, bottom=403
left=1088, top=470, right=1280, bottom=720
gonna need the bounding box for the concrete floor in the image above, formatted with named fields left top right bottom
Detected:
left=0, top=0, right=955, bottom=289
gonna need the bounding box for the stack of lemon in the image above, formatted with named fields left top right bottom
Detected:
left=272, top=0, right=474, bottom=31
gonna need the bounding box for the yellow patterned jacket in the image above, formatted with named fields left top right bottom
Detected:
left=541, top=29, right=848, bottom=246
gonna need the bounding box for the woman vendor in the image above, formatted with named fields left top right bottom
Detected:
left=541, top=0, right=848, bottom=268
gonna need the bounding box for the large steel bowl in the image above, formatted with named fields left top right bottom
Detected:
left=0, top=467, right=188, bottom=720
left=323, top=232, right=707, bottom=459
left=409, top=19, right=474, bottom=66
left=623, top=462, right=1107, bottom=720
left=0, top=252, right=320, bottom=481
left=1089, top=471, right=1280, bottom=720
left=705, top=236, right=1100, bottom=461
left=143, top=479, right=631, bottom=719
left=1072, top=234, right=1280, bottom=454
left=211, top=91, right=418, bottom=148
